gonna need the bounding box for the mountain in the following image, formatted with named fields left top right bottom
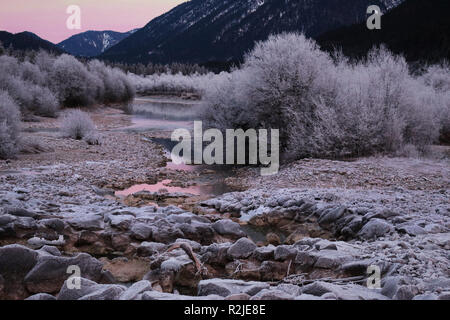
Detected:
left=318, top=0, right=450, bottom=63
left=101, top=0, right=404, bottom=65
left=0, top=31, right=63, bottom=53
left=58, top=30, right=137, bottom=57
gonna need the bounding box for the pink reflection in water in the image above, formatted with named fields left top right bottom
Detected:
left=115, top=179, right=207, bottom=197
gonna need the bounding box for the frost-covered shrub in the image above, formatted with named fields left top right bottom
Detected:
left=202, top=33, right=446, bottom=160
left=419, top=63, right=450, bottom=144
left=60, top=109, right=96, bottom=140
left=0, top=91, right=21, bottom=159
left=87, top=60, right=135, bottom=104
left=29, top=85, right=59, bottom=117
left=129, top=72, right=223, bottom=96
left=50, top=54, right=100, bottom=108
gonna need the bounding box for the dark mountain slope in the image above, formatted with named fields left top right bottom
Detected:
left=101, top=0, right=403, bottom=64
left=57, top=30, right=137, bottom=57
left=318, top=0, right=450, bottom=63
left=0, top=31, right=63, bottom=54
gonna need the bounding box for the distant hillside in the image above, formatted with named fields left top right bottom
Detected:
left=318, top=0, right=450, bottom=63
left=58, top=30, right=137, bottom=57
left=101, top=0, right=403, bottom=64
left=0, top=31, right=64, bottom=54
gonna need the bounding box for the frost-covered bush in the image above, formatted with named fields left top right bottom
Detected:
left=0, top=91, right=21, bottom=159
left=202, top=33, right=447, bottom=160
left=50, top=54, right=100, bottom=108
left=87, top=60, right=135, bottom=104
left=60, top=109, right=96, bottom=140
left=129, top=72, right=224, bottom=96
left=0, top=50, right=134, bottom=118
left=419, top=63, right=450, bottom=144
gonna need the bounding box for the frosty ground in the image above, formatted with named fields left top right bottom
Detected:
left=0, top=101, right=448, bottom=300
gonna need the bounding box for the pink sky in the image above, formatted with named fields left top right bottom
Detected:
left=0, top=0, right=186, bottom=43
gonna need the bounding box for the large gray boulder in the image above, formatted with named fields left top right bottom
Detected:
left=212, top=219, right=246, bottom=239
left=227, top=238, right=256, bottom=259
left=358, top=219, right=394, bottom=240
left=198, top=279, right=269, bottom=297
left=119, top=280, right=153, bottom=300
left=67, top=214, right=104, bottom=231
left=0, top=244, right=39, bottom=299
left=24, top=252, right=107, bottom=294
left=301, top=281, right=388, bottom=300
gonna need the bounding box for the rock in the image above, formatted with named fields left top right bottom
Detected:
left=294, top=251, right=316, bottom=268
left=295, top=294, right=323, bottom=300
left=227, top=238, right=256, bottom=259
left=312, top=250, right=353, bottom=269
left=394, top=285, right=419, bottom=300
left=438, top=292, right=450, bottom=300
left=25, top=293, right=57, bottom=300
left=381, top=276, right=408, bottom=299
left=39, top=219, right=66, bottom=232
left=119, top=280, right=153, bottom=300
left=225, top=293, right=251, bottom=300
left=358, top=219, right=394, bottom=240
left=275, top=283, right=301, bottom=296
left=301, top=281, right=388, bottom=300
left=137, top=242, right=166, bottom=257
left=250, top=289, right=294, bottom=300
left=4, top=207, right=37, bottom=218
left=67, top=214, right=104, bottom=231
left=315, top=239, right=337, bottom=250
left=340, top=260, right=374, bottom=277
left=0, top=215, right=16, bottom=227
left=79, top=285, right=126, bottom=300
left=321, top=292, right=338, bottom=300
left=274, top=245, right=297, bottom=261
left=28, top=235, right=65, bottom=249
left=57, top=278, right=99, bottom=300
left=252, top=245, right=275, bottom=261
left=0, top=244, right=39, bottom=299
left=198, top=279, right=269, bottom=297
left=200, top=242, right=231, bottom=265
left=108, top=215, right=134, bottom=231
left=212, top=219, right=246, bottom=239
left=318, top=206, right=346, bottom=226
left=13, top=217, right=37, bottom=230
left=397, top=224, right=427, bottom=236
left=38, top=246, right=62, bottom=257
left=141, top=291, right=222, bottom=300
left=24, top=253, right=105, bottom=294
left=130, top=223, right=152, bottom=240
left=412, top=293, right=438, bottom=300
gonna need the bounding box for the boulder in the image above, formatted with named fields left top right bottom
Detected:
left=198, top=279, right=269, bottom=297
left=24, top=253, right=106, bottom=294
left=250, top=289, right=295, bottom=300
left=227, top=238, right=256, bottom=259
left=212, top=220, right=246, bottom=239
left=119, top=280, right=153, bottom=300
left=130, top=223, right=153, bottom=240
left=301, top=281, right=388, bottom=300
left=358, top=219, right=394, bottom=240
left=67, top=214, right=104, bottom=231
left=25, top=293, right=57, bottom=300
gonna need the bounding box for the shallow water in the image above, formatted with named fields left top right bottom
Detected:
left=115, top=97, right=233, bottom=199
